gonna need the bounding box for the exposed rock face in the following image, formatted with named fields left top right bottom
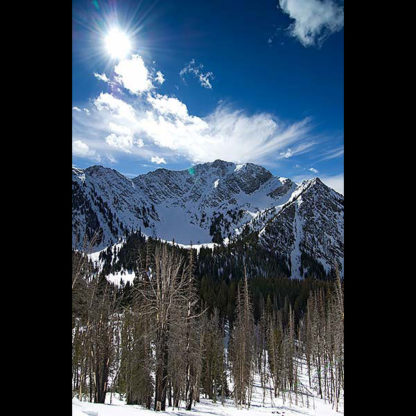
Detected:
left=72, top=160, right=343, bottom=278
left=255, top=178, right=344, bottom=277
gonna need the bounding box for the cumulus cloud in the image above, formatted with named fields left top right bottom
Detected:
left=108, top=122, right=132, bottom=136
left=105, top=134, right=144, bottom=153
left=278, top=0, right=344, bottom=47
left=72, top=139, right=101, bottom=161
left=114, top=55, right=153, bottom=94
left=73, top=96, right=150, bottom=162
left=151, top=156, right=167, bottom=165
left=94, top=92, right=136, bottom=122
left=180, top=59, right=214, bottom=89
left=146, top=94, right=190, bottom=119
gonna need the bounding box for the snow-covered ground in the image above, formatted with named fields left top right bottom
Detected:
left=86, top=237, right=219, bottom=287
left=73, top=366, right=343, bottom=416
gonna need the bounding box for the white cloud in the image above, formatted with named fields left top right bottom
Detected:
left=155, top=71, right=165, bottom=84
left=279, top=142, right=315, bottom=159
left=151, top=156, right=167, bottom=165
left=105, top=134, right=144, bottom=153
left=94, top=92, right=136, bottom=121
left=135, top=138, right=145, bottom=147
left=198, top=72, right=214, bottom=89
left=72, top=139, right=100, bottom=161
left=72, top=106, right=81, bottom=112
left=94, top=72, right=110, bottom=83
left=278, top=0, right=344, bottom=47
left=114, top=55, right=153, bottom=95
left=73, top=53, right=321, bottom=167
left=318, top=145, right=343, bottom=161
left=147, top=94, right=190, bottom=119
left=309, top=167, right=319, bottom=173
left=108, top=122, right=132, bottom=136
left=106, top=153, right=118, bottom=163
left=74, top=89, right=318, bottom=166
left=280, top=149, right=293, bottom=158
left=138, top=98, right=315, bottom=164
left=180, top=59, right=214, bottom=89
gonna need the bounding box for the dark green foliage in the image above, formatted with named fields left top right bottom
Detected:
left=299, top=251, right=328, bottom=280
left=91, top=233, right=335, bottom=329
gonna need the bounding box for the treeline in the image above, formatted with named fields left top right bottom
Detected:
left=72, top=234, right=343, bottom=411
left=93, top=231, right=335, bottom=326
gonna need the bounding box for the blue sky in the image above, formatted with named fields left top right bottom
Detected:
left=72, top=0, right=344, bottom=193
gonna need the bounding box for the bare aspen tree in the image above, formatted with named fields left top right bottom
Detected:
left=131, top=244, right=203, bottom=411
left=299, top=278, right=343, bottom=410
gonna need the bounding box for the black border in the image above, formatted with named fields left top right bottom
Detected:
left=11, top=0, right=403, bottom=414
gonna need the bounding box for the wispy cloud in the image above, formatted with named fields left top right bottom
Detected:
left=73, top=90, right=317, bottom=166
left=309, top=167, right=318, bottom=173
left=180, top=59, right=214, bottom=89
left=318, top=145, right=343, bottom=161
left=279, top=141, right=317, bottom=159
left=94, top=72, right=110, bottom=83
left=142, top=97, right=317, bottom=164
left=73, top=52, right=323, bottom=167
left=278, top=0, right=344, bottom=47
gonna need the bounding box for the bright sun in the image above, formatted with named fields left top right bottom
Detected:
left=104, top=28, right=132, bottom=60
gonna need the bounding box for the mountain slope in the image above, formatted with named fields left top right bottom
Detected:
left=72, top=160, right=344, bottom=278
left=245, top=178, right=344, bottom=277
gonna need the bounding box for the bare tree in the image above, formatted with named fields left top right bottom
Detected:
left=133, top=244, right=203, bottom=411
left=229, top=267, right=255, bottom=408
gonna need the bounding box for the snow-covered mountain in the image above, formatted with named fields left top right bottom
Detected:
left=72, top=160, right=344, bottom=278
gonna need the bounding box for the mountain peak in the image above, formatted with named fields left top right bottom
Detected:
left=72, top=163, right=343, bottom=278
left=211, top=159, right=234, bottom=168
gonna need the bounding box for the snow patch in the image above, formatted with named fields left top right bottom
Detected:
left=106, top=270, right=136, bottom=286
left=73, top=357, right=343, bottom=415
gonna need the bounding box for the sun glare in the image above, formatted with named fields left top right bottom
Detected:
left=104, top=28, right=132, bottom=60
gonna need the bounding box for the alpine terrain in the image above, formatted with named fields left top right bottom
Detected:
left=72, top=160, right=344, bottom=279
